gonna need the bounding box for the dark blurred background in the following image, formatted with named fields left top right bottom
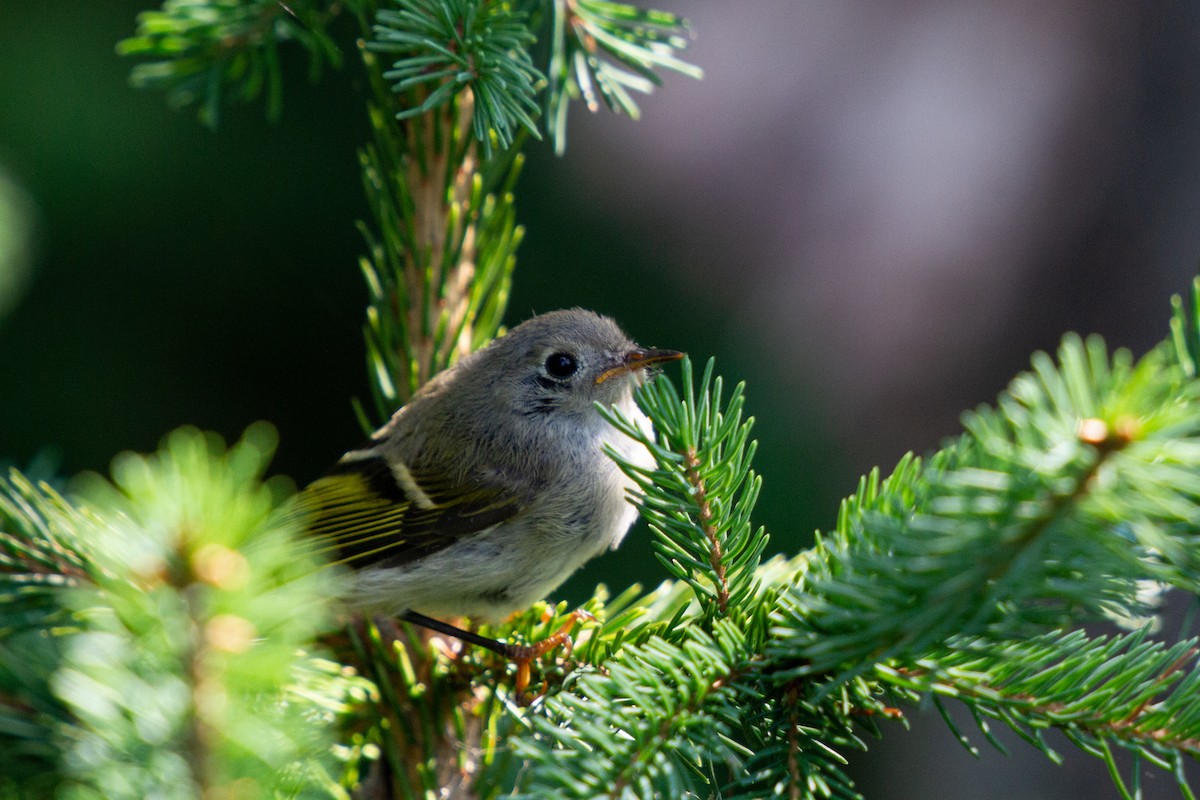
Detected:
left=3, top=2, right=1200, bottom=797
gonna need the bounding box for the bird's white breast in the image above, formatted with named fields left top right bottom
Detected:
left=349, top=400, right=655, bottom=622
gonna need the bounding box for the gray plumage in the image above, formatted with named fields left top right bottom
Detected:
left=300, top=308, right=681, bottom=622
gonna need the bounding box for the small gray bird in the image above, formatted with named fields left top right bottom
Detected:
left=300, top=308, right=682, bottom=647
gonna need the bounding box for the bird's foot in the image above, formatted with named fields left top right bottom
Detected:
left=504, top=609, right=596, bottom=698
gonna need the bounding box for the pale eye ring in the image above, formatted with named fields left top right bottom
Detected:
left=544, top=351, right=578, bottom=379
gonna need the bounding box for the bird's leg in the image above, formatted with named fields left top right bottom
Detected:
left=501, top=609, right=595, bottom=695
left=399, top=610, right=510, bottom=655
left=400, top=609, right=594, bottom=695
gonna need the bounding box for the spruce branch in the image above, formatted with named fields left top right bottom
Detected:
left=601, top=357, right=768, bottom=626
left=0, top=472, right=90, bottom=634
left=0, top=625, right=68, bottom=796
left=291, top=4, right=530, bottom=793
left=117, top=0, right=352, bottom=126
left=355, top=85, right=521, bottom=417
left=52, top=425, right=342, bottom=799
left=1168, top=275, right=1200, bottom=379
left=878, top=629, right=1200, bottom=796
left=349, top=1, right=525, bottom=423
left=721, top=674, right=877, bottom=800
left=118, top=0, right=702, bottom=152
left=768, top=332, right=1200, bottom=684
left=546, top=0, right=702, bottom=151
left=505, top=622, right=748, bottom=799
left=369, top=0, right=701, bottom=154
left=331, top=617, right=486, bottom=797
left=1, top=427, right=350, bottom=798
left=0, top=473, right=92, bottom=793
left=370, top=0, right=543, bottom=154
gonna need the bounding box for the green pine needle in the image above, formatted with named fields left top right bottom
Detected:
left=117, top=0, right=348, bottom=126
left=1, top=426, right=348, bottom=798
left=880, top=629, right=1200, bottom=787
left=1167, top=275, right=1200, bottom=378
left=601, top=357, right=768, bottom=626
left=507, top=624, right=746, bottom=798
left=770, top=333, right=1200, bottom=683
left=546, top=0, right=702, bottom=152
left=372, top=0, right=543, bottom=154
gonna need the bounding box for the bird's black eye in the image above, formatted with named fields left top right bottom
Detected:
left=544, top=351, right=578, bottom=379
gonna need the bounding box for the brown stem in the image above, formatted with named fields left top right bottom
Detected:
left=683, top=447, right=730, bottom=614
left=783, top=682, right=804, bottom=800
left=390, top=87, right=479, bottom=396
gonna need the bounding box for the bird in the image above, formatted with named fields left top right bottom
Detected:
left=297, top=308, right=682, bottom=676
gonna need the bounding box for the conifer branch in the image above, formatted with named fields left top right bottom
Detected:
left=118, top=1, right=700, bottom=148
left=546, top=0, right=701, bottom=150
left=1, top=427, right=348, bottom=797
left=116, top=0, right=352, bottom=126
left=717, top=667, right=882, bottom=800
left=767, top=332, right=1200, bottom=685
left=328, top=617, right=489, bottom=797
left=878, top=629, right=1200, bottom=793
left=0, top=472, right=89, bottom=599
left=355, top=86, right=523, bottom=417
left=507, top=623, right=748, bottom=798
left=601, top=358, right=767, bottom=625
left=1168, top=276, right=1200, bottom=378
left=371, top=0, right=542, bottom=154
left=336, top=11, right=527, bottom=792
left=682, top=446, right=731, bottom=614
left=0, top=473, right=90, bottom=792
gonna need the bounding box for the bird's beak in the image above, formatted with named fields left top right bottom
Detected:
left=595, top=347, right=685, bottom=385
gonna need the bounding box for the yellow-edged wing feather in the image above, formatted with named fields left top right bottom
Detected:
left=296, top=455, right=521, bottom=569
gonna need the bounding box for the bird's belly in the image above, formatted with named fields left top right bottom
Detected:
left=348, top=422, right=650, bottom=623
left=350, top=466, right=639, bottom=622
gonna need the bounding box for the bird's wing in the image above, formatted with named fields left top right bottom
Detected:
left=296, top=454, right=522, bottom=570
